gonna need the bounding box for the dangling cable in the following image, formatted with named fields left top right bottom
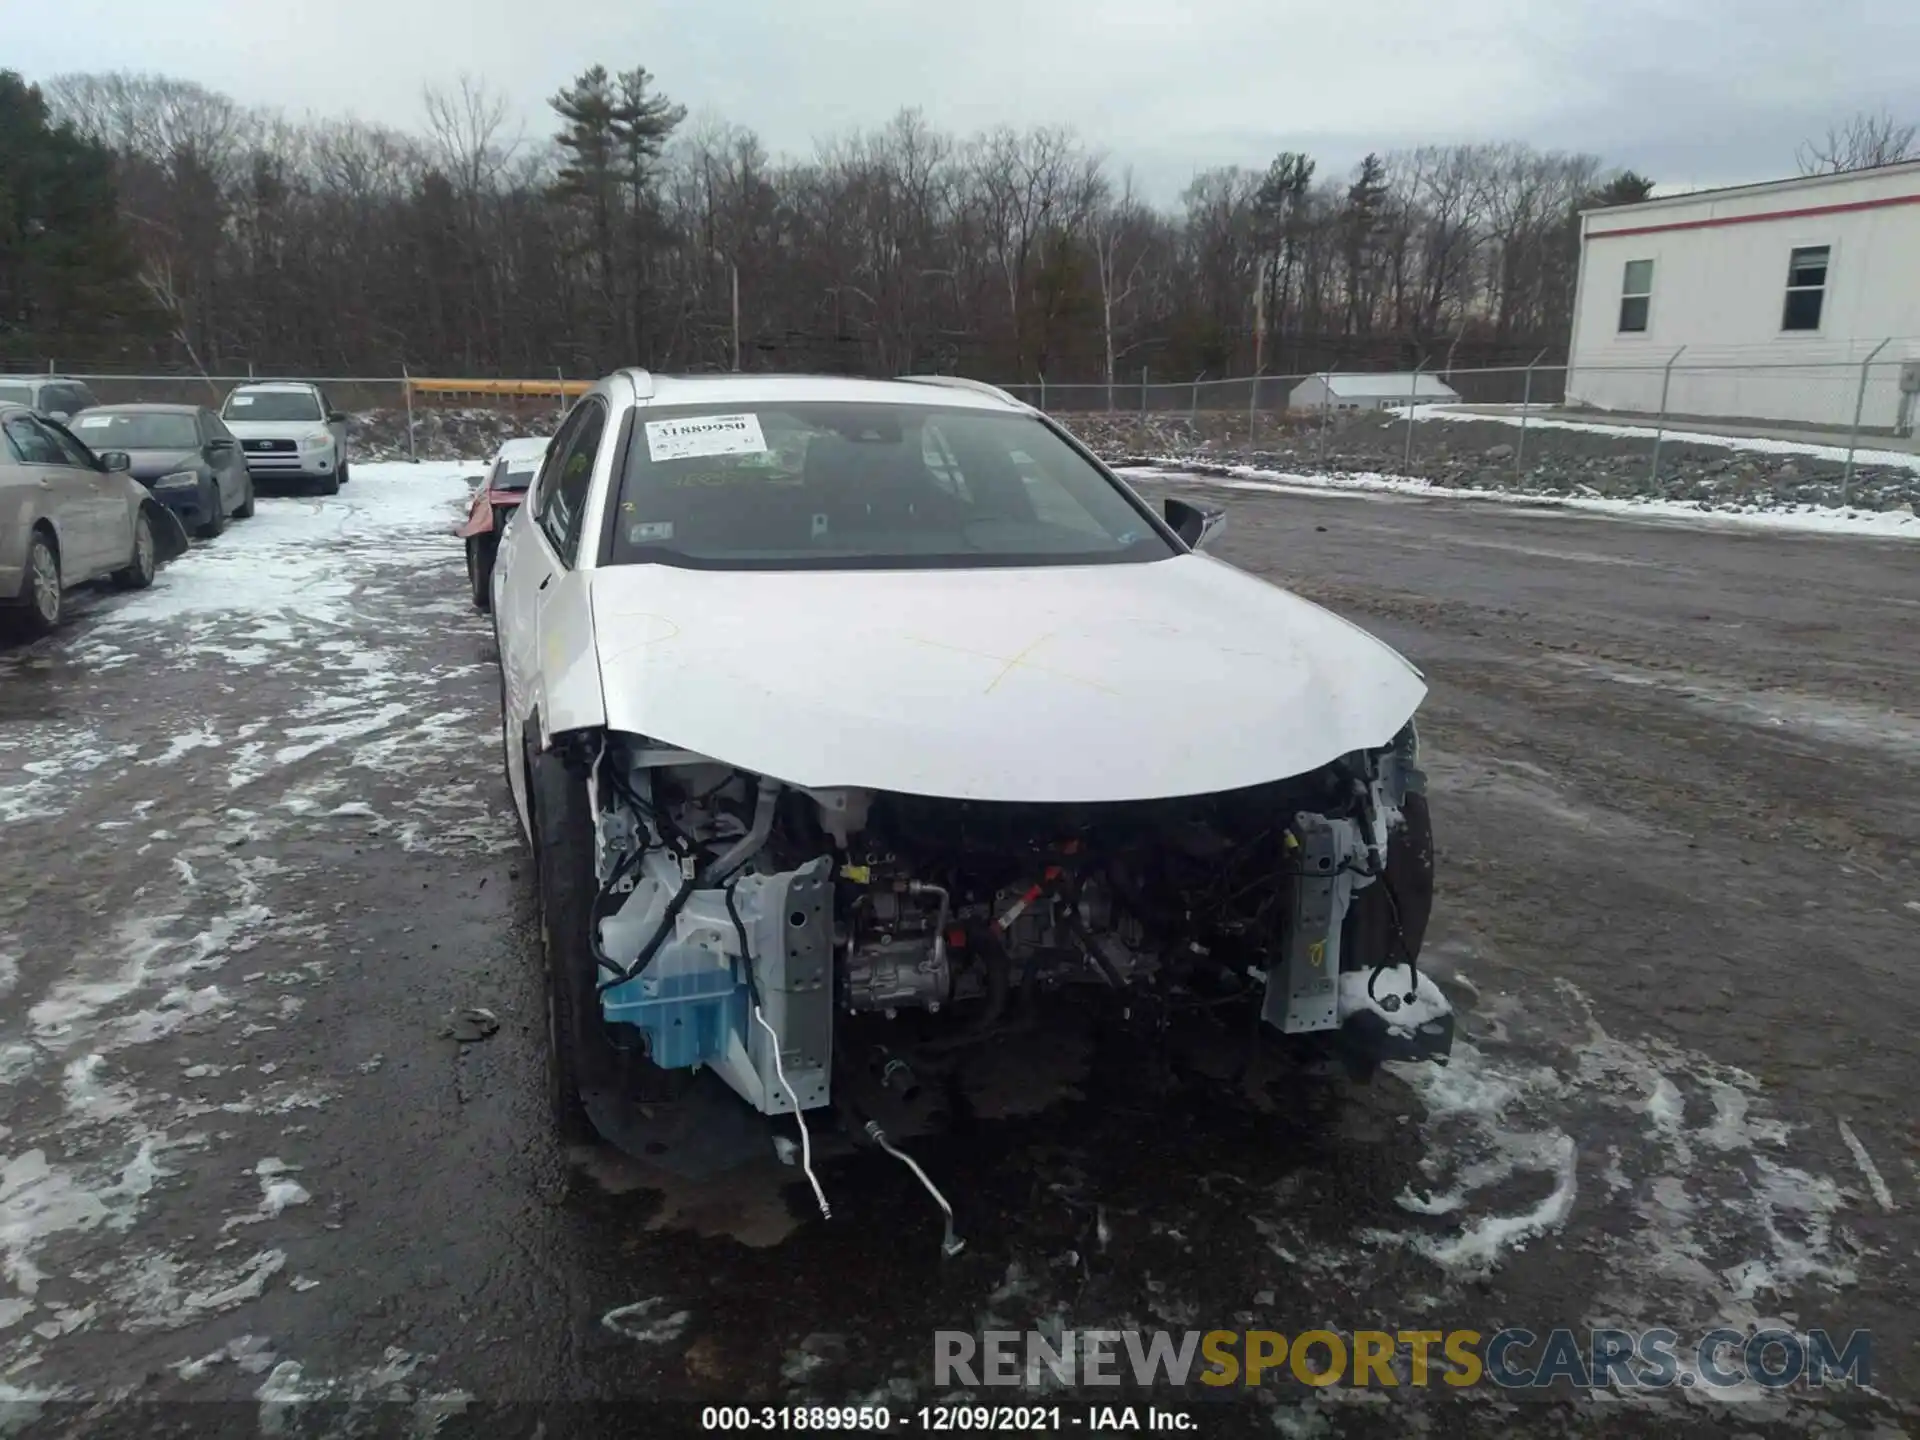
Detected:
left=754, top=1003, right=830, bottom=1220
left=728, top=883, right=830, bottom=1221
left=864, top=1119, right=964, bottom=1257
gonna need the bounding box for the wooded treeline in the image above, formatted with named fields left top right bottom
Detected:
left=15, top=65, right=1667, bottom=381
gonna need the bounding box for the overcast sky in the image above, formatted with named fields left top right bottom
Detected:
left=14, top=0, right=1919, bottom=203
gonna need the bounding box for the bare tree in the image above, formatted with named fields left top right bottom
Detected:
left=1796, top=109, right=1919, bottom=174
left=1087, top=169, right=1156, bottom=406
left=45, top=65, right=1624, bottom=382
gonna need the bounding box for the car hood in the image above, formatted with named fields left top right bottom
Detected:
left=222, top=419, right=326, bottom=439
left=123, top=449, right=202, bottom=482
left=584, top=556, right=1426, bottom=803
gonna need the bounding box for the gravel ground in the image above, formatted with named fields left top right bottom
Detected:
left=1060, top=411, right=1920, bottom=516
left=1, top=468, right=1916, bottom=1437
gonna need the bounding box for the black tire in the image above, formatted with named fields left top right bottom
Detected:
left=526, top=729, right=695, bottom=1142
left=314, top=471, right=340, bottom=497
left=526, top=733, right=605, bottom=1146
left=337, top=461, right=350, bottom=485
left=15, top=530, right=62, bottom=635
left=200, top=488, right=226, bottom=539
left=112, top=510, right=157, bottom=591
left=468, top=536, right=493, bottom=612
left=234, top=479, right=256, bottom=519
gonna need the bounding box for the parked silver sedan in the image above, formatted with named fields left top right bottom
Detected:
left=0, top=403, right=191, bottom=635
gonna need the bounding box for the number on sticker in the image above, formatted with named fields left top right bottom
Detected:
left=645, top=413, right=767, bottom=462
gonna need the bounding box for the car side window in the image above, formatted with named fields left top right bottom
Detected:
left=4, top=415, right=65, bottom=465
left=537, top=401, right=607, bottom=566
left=530, top=405, right=588, bottom=519
left=42, top=419, right=98, bottom=469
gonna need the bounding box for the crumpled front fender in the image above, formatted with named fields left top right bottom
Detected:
left=457, top=494, right=495, bottom=539
left=143, top=498, right=191, bottom=565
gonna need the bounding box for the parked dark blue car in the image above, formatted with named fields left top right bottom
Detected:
left=67, top=404, right=255, bottom=538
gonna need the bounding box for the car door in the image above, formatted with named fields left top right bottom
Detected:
left=498, top=397, right=607, bottom=827
left=2, top=413, right=101, bottom=576
left=318, top=388, right=348, bottom=457
left=201, top=409, right=244, bottom=509
left=44, top=416, right=131, bottom=577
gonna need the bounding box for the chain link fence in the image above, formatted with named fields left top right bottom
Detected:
left=13, top=353, right=1917, bottom=507
left=1015, top=353, right=1919, bottom=509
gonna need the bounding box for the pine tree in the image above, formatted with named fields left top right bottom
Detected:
left=1342, top=153, right=1388, bottom=337
left=0, top=70, right=153, bottom=366
left=549, top=64, right=683, bottom=365
left=1252, top=152, right=1314, bottom=369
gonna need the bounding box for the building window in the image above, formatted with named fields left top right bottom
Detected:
left=1782, top=245, right=1829, bottom=331
left=1618, top=259, right=1653, bottom=332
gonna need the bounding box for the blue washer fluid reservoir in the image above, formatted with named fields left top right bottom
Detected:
left=600, top=939, right=749, bottom=1071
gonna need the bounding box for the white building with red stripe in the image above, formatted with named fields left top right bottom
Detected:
left=1566, top=159, right=1920, bottom=433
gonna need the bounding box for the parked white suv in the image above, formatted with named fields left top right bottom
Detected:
left=218, top=381, right=350, bottom=495
left=0, top=376, right=102, bottom=423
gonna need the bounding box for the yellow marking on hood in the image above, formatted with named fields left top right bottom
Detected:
left=904, top=633, right=1119, bottom=696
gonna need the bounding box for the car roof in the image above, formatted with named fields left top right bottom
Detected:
left=614, top=372, right=1028, bottom=413
left=227, top=381, right=322, bottom=393
left=84, top=402, right=204, bottom=415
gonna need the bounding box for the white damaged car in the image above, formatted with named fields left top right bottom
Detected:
left=493, top=370, right=1449, bottom=1199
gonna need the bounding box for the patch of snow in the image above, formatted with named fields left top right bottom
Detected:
left=1, top=1139, right=168, bottom=1300
left=223, top=1159, right=312, bottom=1231
left=601, top=1296, right=692, bottom=1343
left=1555, top=654, right=1920, bottom=762
left=173, top=1334, right=279, bottom=1381
left=141, top=728, right=222, bottom=767
left=60, top=1055, right=140, bottom=1125
left=184, top=1248, right=286, bottom=1312
left=1337, top=966, right=1451, bottom=1033
left=29, top=903, right=269, bottom=1053
left=1369, top=1041, right=1578, bottom=1272
left=254, top=1346, right=471, bottom=1432
left=1837, top=1119, right=1895, bottom=1213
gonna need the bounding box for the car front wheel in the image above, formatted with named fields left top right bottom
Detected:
left=468, top=536, right=494, bottom=611
left=112, top=510, right=157, bottom=591
left=526, top=734, right=601, bottom=1145
left=17, top=532, right=62, bottom=634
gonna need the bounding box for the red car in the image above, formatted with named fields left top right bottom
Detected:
left=459, top=437, right=549, bottom=610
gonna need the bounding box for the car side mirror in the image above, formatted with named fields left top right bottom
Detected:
left=47, top=410, right=70, bottom=423
left=1163, top=496, right=1226, bottom=551
left=327, top=411, right=347, bottom=424
left=466, top=474, right=485, bottom=488
left=98, top=450, right=132, bottom=472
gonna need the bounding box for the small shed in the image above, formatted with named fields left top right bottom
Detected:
left=1289, top=372, right=1462, bottom=412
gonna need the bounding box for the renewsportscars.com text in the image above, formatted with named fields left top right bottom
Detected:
left=934, top=1327, right=1871, bottom=1392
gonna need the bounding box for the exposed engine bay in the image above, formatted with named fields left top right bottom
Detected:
left=577, top=723, right=1452, bottom=1136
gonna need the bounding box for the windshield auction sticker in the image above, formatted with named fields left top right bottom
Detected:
left=645, top=413, right=767, bottom=463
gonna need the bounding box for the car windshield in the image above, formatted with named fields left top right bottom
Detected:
left=604, top=402, right=1174, bottom=571
left=495, top=461, right=540, bottom=491
left=70, top=411, right=200, bottom=450
left=224, top=390, right=322, bottom=422
left=0, top=383, right=33, bottom=405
